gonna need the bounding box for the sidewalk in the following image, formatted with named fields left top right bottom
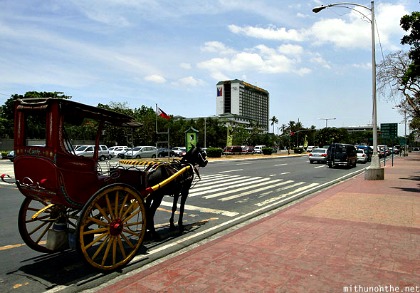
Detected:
left=96, top=153, right=420, bottom=292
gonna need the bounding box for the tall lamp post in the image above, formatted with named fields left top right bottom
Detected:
left=313, top=1, right=384, bottom=180
left=320, top=117, right=336, bottom=128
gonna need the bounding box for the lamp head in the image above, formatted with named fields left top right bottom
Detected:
left=312, top=6, right=327, bottom=13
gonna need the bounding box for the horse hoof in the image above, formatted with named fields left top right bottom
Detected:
left=145, top=231, right=161, bottom=241
left=178, top=225, right=185, bottom=233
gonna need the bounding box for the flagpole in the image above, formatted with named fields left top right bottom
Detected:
left=155, top=103, right=158, bottom=133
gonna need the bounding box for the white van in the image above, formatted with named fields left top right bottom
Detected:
left=254, top=145, right=266, bottom=154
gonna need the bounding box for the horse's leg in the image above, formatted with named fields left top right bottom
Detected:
left=177, top=190, right=189, bottom=232
left=146, top=194, right=164, bottom=241
left=169, top=193, right=179, bottom=230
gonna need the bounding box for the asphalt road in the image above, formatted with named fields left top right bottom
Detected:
left=0, top=155, right=368, bottom=292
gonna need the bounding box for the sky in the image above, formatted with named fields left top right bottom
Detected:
left=0, top=0, right=418, bottom=135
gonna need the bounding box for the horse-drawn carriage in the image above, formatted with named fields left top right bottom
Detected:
left=5, top=98, right=207, bottom=271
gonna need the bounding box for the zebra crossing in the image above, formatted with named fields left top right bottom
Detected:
left=161, top=173, right=320, bottom=217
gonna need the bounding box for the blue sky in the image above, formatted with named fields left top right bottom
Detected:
left=0, top=0, right=418, bottom=135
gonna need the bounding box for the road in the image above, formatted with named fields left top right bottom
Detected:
left=0, top=155, right=368, bottom=292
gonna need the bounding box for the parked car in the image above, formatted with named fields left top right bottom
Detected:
left=241, top=146, right=254, bottom=154
left=254, top=145, right=266, bottom=154
left=356, top=149, right=369, bottom=163
left=172, top=147, right=186, bottom=157
left=223, top=146, right=242, bottom=155
left=158, top=148, right=175, bottom=157
left=74, top=145, right=109, bottom=161
left=308, top=147, right=328, bottom=164
left=6, top=150, right=15, bottom=162
left=356, top=145, right=372, bottom=162
left=124, top=146, right=157, bottom=159
left=326, top=143, right=357, bottom=168
left=109, top=146, right=128, bottom=158
left=306, top=146, right=318, bottom=153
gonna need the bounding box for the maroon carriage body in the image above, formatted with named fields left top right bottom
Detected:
left=13, top=98, right=142, bottom=208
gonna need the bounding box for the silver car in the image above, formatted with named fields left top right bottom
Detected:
left=308, top=148, right=328, bottom=164
left=356, top=149, right=369, bottom=163
left=124, top=146, right=157, bottom=159
left=75, top=145, right=109, bottom=161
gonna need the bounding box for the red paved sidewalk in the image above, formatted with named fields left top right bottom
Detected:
left=97, top=153, right=420, bottom=292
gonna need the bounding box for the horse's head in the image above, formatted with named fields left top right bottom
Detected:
left=181, top=144, right=208, bottom=167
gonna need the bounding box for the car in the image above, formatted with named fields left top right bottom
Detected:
left=241, top=146, right=254, bottom=153
left=306, top=146, right=318, bottom=153
left=308, top=147, right=328, bottom=164
left=356, top=149, right=369, bottom=163
left=356, top=145, right=372, bottom=162
left=172, top=147, right=186, bottom=157
left=6, top=150, right=15, bottom=162
left=223, top=146, right=242, bottom=155
left=377, top=145, right=388, bottom=158
left=109, top=146, right=128, bottom=158
left=157, top=147, right=175, bottom=157
left=123, top=146, right=157, bottom=159
left=74, top=145, right=109, bottom=161
left=326, top=143, right=357, bottom=168
left=391, top=146, right=400, bottom=154
left=254, top=145, right=266, bottom=154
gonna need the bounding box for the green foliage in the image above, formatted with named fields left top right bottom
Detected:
left=293, top=147, right=305, bottom=154
left=206, top=147, right=223, bottom=157
left=262, top=147, right=273, bottom=155
left=400, top=12, right=420, bottom=84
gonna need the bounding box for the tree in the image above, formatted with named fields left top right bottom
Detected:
left=270, top=116, right=278, bottom=134
left=400, top=12, right=420, bottom=84
left=377, top=51, right=420, bottom=133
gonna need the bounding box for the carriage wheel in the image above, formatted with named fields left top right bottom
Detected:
left=76, top=184, right=146, bottom=271
left=18, top=197, right=78, bottom=253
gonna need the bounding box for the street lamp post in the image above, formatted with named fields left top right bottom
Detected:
left=320, top=117, right=336, bottom=128
left=313, top=1, right=384, bottom=180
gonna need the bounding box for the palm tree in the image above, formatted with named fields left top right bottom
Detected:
left=270, top=116, right=278, bottom=134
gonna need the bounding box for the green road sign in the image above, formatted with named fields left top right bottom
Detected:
left=380, top=123, right=398, bottom=139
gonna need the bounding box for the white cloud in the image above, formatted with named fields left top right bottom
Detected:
left=228, top=24, right=305, bottom=42
left=310, top=3, right=409, bottom=51
left=198, top=42, right=310, bottom=78
left=278, top=44, right=304, bottom=56
left=310, top=54, right=331, bottom=69
left=173, top=76, right=205, bottom=87
left=144, top=74, right=166, bottom=84
left=201, top=41, right=236, bottom=55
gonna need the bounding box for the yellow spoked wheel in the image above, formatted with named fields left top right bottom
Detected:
left=18, top=197, right=78, bottom=253
left=76, top=184, right=146, bottom=271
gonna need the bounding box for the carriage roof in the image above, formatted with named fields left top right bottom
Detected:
left=15, top=98, right=142, bottom=127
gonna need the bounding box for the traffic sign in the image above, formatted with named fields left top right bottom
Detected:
left=380, top=123, right=398, bottom=139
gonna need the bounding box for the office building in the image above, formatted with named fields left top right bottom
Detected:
left=216, top=79, right=269, bottom=132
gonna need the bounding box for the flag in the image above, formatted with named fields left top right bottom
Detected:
left=157, top=107, right=170, bottom=120
left=217, top=86, right=223, bottom=96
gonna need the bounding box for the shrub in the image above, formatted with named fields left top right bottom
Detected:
left=262, top=147, right=273, bottom=155
left=206, top=147, right=223, bottom=158
left=293, top=147, right=305, bottom=154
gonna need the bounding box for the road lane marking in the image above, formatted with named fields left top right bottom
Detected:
left=220, top=180, right=295, bottom=201
left=202, top=178, right=275, bottom=199
left=256, top=183, right=319, bottom=207
left=160, top=201, right=239, bottom=217
left=219, top=169, right=244, bottom=173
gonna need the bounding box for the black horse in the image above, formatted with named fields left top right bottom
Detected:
left=145, top=145, right=208, bottom=240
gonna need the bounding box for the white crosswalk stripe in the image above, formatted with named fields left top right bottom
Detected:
left=160, top=174, right=321, bottom=217
left=191, top=174, right=319, bottom=204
